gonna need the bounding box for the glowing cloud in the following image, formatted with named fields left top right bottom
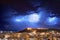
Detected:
left=28, top=13, right=40, bottom=23
left=47, top=17, right=58, bottom=25
left=15, top=19, right=22, bottom=22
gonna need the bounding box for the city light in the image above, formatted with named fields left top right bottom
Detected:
left=27, top=28, right=32, bottom=30
left=32, top=30, right=36, bottom=35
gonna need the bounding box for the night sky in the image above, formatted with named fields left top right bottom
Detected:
left=0, top=0, right=60, bottom=31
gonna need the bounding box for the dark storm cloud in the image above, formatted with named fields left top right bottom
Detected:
left=0, top=0, right=59, bottom=15
left=0, top=0, right=60, bottom=16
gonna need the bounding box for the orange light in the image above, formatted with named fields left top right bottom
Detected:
left=40, top=32, right=45, bottom=35
left=27, top=28, right=32, bottom=30
left=32, top=30, right=36, bottom=35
